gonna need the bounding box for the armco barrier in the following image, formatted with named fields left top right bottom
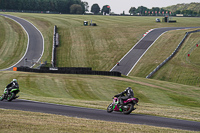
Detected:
left=16, top=67, right=121, bottom=77
left=146, top=29, right=200, bottom=78
left=51, top=25, right=59, bottom=67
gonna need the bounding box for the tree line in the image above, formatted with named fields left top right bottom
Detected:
left=0, top=0, right=86, bottom=14
left=0, top=1, right=199, bottom=16
left=90, top=3, right=200, bottom=16
left=90, top=4, right=110, bottom=15
left=128, top=6, right=200, bottom=16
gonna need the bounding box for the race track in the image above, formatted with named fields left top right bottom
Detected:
left=111, top=27, right=198, bottom=76
left=0, top=14, right=44, bottom=70
left=0, top=99, right=200, bottom=131
left=0, top=14, right=200, bottom=131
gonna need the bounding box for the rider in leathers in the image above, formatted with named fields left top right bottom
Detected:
left=5, top=79, right=19, bottom=94
left=114, top=87, right=134, bottom=107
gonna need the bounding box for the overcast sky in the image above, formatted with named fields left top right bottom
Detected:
left=84, top=0, right=200, bottom=14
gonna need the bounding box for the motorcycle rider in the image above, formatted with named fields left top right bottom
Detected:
left=5, top=79, right=19, bottom=94
left=114, top=87, right=134, bottom=108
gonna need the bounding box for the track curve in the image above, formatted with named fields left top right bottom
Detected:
left=0, top=14, right=44, bottom=70
left=0, top=99, right=200, bottom=131
left=110, top=27, right=199, bottom=76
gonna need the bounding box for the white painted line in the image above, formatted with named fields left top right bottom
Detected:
left=0, top=15, right=29, bottom=71
left=110, top=29, right=154, bottom=72
left=126, top=30, right=168, bottom=76
left=126, top=28, right=191, bottom=76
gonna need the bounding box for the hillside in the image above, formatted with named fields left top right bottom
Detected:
left=131, top=28, right=200, bottom=87
left=0, top=15, right=27, bottom=69
left=1, top=13, right=200, bottom=87
left=164, top=2, right=200, bottom=13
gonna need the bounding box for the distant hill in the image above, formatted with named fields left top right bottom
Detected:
left=164, top=2, right=200, bottom=13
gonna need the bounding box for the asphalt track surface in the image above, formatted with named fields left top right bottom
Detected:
left=110, top=27, right=198, bottom=76
left=0, top=99, right=200, bottom=131
left=0, top=15, right=200, bottom=131
left=0, top=14, right=44, bottom=70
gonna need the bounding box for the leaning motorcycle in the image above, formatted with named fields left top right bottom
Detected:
left=0, top=87, right=20, bottom=102
left=107, top=95, right=139, bottom=115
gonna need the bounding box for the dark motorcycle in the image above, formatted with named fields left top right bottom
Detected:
left=107, top=95, right=139, bottom=114
left=0, top=87, right=20, bottom=102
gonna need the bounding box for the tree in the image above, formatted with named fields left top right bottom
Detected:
left=82, top=1, right=89, bottom=12
left=91, top=3, right=100, bottom=14
left=175, top=10, right=181, bottom=14
left=70, top=4, right=83, bottom=14
left=129, top=7, right=136, bottom=15
left=136, top=6, right=148, bottom=15
left=101, top=5, right=111, bottom=15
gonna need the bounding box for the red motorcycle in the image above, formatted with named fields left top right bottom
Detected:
left=107, top=96, right=139, bottom=114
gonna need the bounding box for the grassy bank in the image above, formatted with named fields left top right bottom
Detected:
left=152, top=31, right=200, bottom=86
left=1, top=13, right=200, bottom=85
left=2, top=13, right=199, bottom=87
left=3, top=13, right=200, bottom=71
left=0, top=71, right=199, bottom=122
left=0, top=16, right=27, bottom=69
left=131, top=29, right=200, bottom=86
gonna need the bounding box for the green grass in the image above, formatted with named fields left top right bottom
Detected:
left=131, top=29, right=200, bottom=86
left=3, top=13, right=200, bottom=71
left=0, top=17, right=6, bottom=51
left=3, top=13, right=200, bottom=87
left=0, top=71, right=199, bottom=122
left=0, top=16, right=27, bottom=69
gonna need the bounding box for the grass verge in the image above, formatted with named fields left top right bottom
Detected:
left=0, top=16, right=27, bottom=69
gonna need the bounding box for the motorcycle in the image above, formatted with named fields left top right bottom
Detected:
left=107, top=95, right=139, bottom=114
left=0, top=87, right=20, bottom=102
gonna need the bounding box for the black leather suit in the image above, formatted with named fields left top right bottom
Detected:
left=114, top=87, right=134, bottom=105
left=6, top=81, right=19, bottom=94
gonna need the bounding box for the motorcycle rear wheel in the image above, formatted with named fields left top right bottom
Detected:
left=107, top=103, right=113, bottom=113
left=123, top=103, right=133, bottom=114
left=7, top=93, right=16, bottom=102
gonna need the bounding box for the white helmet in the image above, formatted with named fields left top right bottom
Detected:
left=13, top=79, right=17, bottom=82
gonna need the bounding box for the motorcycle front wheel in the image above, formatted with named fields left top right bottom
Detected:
left=107, top=103, right=113, bottom=113
left=7, top=92, right=16, bottom=102
left=123, top=103, right=133, bottom=114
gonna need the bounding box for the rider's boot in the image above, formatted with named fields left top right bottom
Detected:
left=14, top=96, right=19, bottom=99
left=118, top=103, right=124, bottom=109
